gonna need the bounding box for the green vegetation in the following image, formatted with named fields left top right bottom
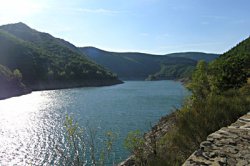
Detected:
left=13, top=69, right=22, bottom=81
left=0, top=23, right=120, bottom=92
left=79, top=47, right=218, bottom=80
left=157, top=86, right=250, bottom=165
left=124, top=130, right=148, bottom=165
left=167, top=52, right=219, bottom=62
left=125, top=37, right=250, bottom=165
left=209, top=37, right=250, bottom=91
left=146, top=64, right=195, bottom=80
left=58, top=115, right=117, bottom=166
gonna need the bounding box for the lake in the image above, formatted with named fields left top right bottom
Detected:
left=0, top=80, right=189, bottom=165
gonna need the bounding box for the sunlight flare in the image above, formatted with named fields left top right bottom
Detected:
left=0, top=0, right=46, bottom=22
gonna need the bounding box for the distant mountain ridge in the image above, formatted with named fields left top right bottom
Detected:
left=79, top=47, right=219, bottom=80
left=166, top=52, right=219, bottom=62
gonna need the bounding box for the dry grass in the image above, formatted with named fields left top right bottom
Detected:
left=248, top=78, right=250, bottom=84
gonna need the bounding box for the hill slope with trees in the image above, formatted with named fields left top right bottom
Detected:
left=166, top=52, right=219, bottom=62
left=0, top=23, right=121, bottom=97
left=79, top=47, right=219, bottom=80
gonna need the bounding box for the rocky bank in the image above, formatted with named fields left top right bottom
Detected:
left=183, top=113, right=250, bottom=166
left=118, top=112, right=178, bottom=166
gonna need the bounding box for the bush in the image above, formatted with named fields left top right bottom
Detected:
left=156, top=84, right=250, bottom=165
left=124, top=130, right=147, bottom=165
left=57, top=116, right=117, bottom=166
left=13, top=69, right=23, bottom=81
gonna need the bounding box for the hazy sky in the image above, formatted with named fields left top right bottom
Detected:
left=0, top=0, right=249, bottom=54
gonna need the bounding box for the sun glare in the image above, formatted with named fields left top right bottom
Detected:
left=0, top=0, right=45, bottom=22
left=0, top=92, right=48, bottom=128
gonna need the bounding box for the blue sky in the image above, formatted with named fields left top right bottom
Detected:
left=0, top=0, right=249, bottom=54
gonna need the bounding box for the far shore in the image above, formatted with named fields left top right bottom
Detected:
left=0, top=79, right=123, bottom=100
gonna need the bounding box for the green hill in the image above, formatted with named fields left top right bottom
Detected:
left=210, top=36, right=250, bottom=91
left=79, top=47, right=218, bottom=80
left=0, top=22, right=83, bottom=55
left=223, top=36, right=250, bottom=76
left=167, top=52, right=219, bottom=62
left=0, top=23, right=121, bottom=93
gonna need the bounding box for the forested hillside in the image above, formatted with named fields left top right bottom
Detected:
left=166, top=52, right=219, bottom=62
left=79, top=47, right=218, bottom=80
left=0, top=23, right=121, bottom=92
left=210, top=36, right=250, bottom=90
left=0, top=22, right=83, bottom=55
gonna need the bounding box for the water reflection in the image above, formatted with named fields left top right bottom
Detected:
left=0, top=91, right=67, bottom=165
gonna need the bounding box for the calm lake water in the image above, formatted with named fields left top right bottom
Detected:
left=0, top=81, right=189, bottom=165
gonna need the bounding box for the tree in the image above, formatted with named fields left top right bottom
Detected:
left=209, top=55, right=248, bottom=91
left=13, top=69, right=23, bottom=81
left=187, top=61, right=210, bottom=101
left=124, top=130, right=147, bottom=165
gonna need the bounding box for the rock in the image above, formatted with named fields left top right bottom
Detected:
left=183, top=113, right=250, bottom=166
left=118, top=156, right=136, bottom=166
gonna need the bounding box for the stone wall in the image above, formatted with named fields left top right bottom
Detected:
left=183, top=113, right=250, bottom=166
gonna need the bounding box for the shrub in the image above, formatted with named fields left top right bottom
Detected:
left=57, top=115, right=117, bottom=166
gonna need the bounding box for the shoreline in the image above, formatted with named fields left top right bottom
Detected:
left=0, top=89, right=32, bottom=100
left=0, top=78, right=186, bottom=100
left=0, top=79, right=123, bottom=100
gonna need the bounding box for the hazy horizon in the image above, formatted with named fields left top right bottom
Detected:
left=0, top=0, right=249, bottom=54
